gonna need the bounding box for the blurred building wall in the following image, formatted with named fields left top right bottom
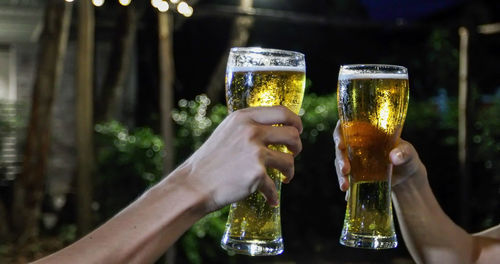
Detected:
left=0, top=1, right=138, bottom=214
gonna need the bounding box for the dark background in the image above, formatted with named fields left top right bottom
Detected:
left=127, top=0, right=499, bottom=263
left=1, top=0, right=498, bottom=263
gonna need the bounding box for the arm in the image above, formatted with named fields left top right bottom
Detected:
left=32, top=165, right=206, bottom=264
left=34, top=106, right=303, bottom=264
left=333, top=121, right=500, bottom=264
left=391, top=156, right=475, bottom=264
left=391, top=146, right=500, bottom=264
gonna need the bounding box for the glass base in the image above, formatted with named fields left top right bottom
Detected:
left=221, top=235, right=284, bottom=256
left=340, top=232, right=397, bottom=250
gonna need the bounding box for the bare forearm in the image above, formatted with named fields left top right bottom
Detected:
left=34, top=164, right=206, bottom=264
left=392, top=170, right=475, bottom=264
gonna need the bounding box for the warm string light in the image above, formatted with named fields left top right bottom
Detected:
left=119, top=0, right=131, bottom=6
left=151, top=0, right=160, bottom=8
left=177, top=1, right=193, bottom=17
left=157, top=0, right=170, bottom=12
left=92, top=0, right=104, bottom=6
left=74, top=0, right=194, bottom=17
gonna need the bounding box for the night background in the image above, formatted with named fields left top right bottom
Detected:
left=0, top=0, right=499, bottom=263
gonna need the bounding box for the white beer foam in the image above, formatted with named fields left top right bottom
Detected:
left=339, top=73, right=408, bottom=80
left=229, top=66, right=306, bottom=73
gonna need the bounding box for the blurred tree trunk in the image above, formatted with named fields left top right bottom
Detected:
left=205, top=0, right=254, bottom=103
left=95, top=7, right=137, bottom=123
left=75, top=0, right=95, bottom=236
left=10, top=0, right=72, bottom=245
left=158, top=12, right=176, bottom=264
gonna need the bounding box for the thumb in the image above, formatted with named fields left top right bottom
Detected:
left=389, top=140, right=421, bottom=177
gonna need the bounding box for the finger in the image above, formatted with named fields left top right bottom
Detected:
left=335, top=144, right=350, bottom=175
left=257, top=173, right=279, bottom=207
left=243, top=106, right=303, bottom=134
left=261, top=125, right=302, bottom=156
left=333, top=120, right=346, bottom=151
left=263, top=148, right=295, bottom=184
left=335, top=158, right=349, bottom=192
left=390, top=139, right=417, bottom=165
left=333, top=120, right=350, bottom=190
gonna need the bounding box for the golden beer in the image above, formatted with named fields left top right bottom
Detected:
left=337, top=65, right=409, bottom=249
left=221, top=48, right=306, bottom=256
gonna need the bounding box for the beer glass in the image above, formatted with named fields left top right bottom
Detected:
left=220, top=47, right=306, bottom=256
left=337, top=64, right=409, bottom=249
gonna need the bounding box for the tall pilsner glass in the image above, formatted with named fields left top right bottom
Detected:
left=338, top=64, right=409, bottom=249
left=220, top=47, right=306, bottom=256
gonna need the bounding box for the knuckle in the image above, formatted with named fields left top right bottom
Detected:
left=256, top=171, right=268, bottom=181
left=248, top=166, right=266, bottom=191
left=254, top=145, right=269, bottom=162
left=230, top=109, right=245, bottom=120
left=285, top=153, right=294, bottom=168
left=276, top=106, right=290, bottom=119
left=275, top=105, right=288, bottom=112
left=231, top=108, right=252, bottom=122
left=243, top=125, right=262, bottom=142
left=288, top=127, right=302, bottom=152
left=296, top=139, right=303, bottom=154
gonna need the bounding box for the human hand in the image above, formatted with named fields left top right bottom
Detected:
left=179, top=106, right=303, bottom=213
left=333, top=120, right=426, bottom=193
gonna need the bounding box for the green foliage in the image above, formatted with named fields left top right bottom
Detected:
left=300, top=93, right=338, bottom=144
left=94, top=121, right=165, bottom=220
left=469, top=98, right=500, bottom=228
left=180, top=208, right=229, bottom=264
left=426, top=28, right=459, bottom=88
left=94, top=91, right=499, bottom=263
left=58, top=224, right=77, bottom=245
left=171, top=95, right=230, bottom=263
left=172, top=94, right=227, bottom=163
left=472, top=98, right=500, bottom=171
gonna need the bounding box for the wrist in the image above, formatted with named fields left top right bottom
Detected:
left=155, top=161, right=209, bottom=220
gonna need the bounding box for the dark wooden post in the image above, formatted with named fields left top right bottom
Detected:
left=75, top=0, right=95, bottom=236
left=458, top=26, right=469, bottom=228
left=95, top=7, right=137, bottom=123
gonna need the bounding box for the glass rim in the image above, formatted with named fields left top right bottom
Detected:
left=339, top=64, right=408, bottom=80
left=230, top=47, right=305, bottom=58
left=340, top=64, right=407, bottom=73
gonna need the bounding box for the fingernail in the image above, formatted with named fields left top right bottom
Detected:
left=339, top=176, right=345, bottom=189
left=395, top=151, right=404, bottom=162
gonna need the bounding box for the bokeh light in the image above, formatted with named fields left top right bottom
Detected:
left=119, top=0, right=131, bottom=6
left=92, top=0, right=105, bottom=7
